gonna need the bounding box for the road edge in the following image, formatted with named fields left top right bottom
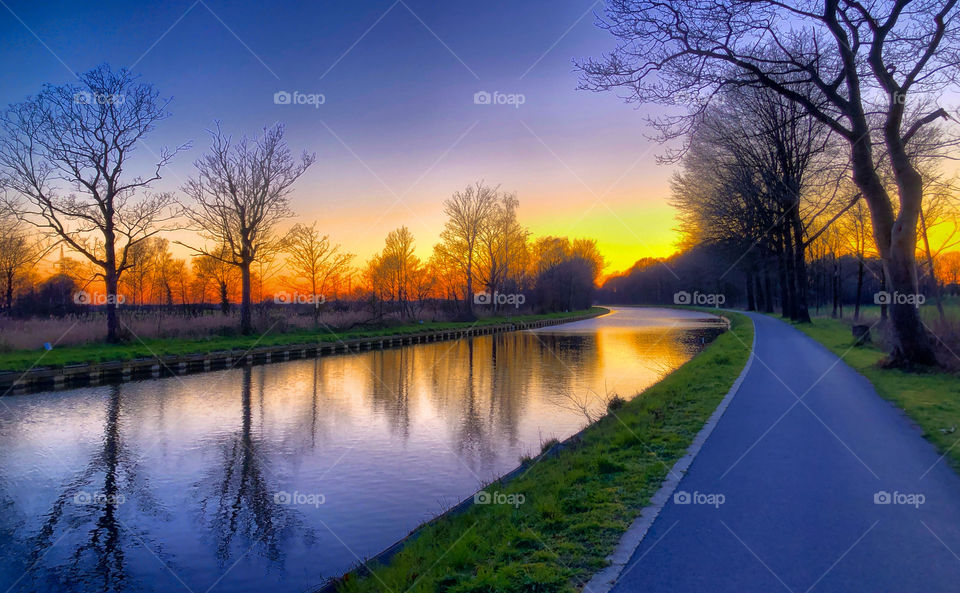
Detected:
left=583, top=313, right=757, bottom=593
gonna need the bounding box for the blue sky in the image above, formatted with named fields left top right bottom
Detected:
left=0, top=0, right=681, bottom=272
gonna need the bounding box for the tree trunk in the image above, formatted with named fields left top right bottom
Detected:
left=4, top=270, right=13, bottom=311
left=851, top=133, right=936, bottom=366
left=464, top=258, right=476, bottom=320
left=763, top=266, right=775, bottom=313
left=885, top=246, right=937, bottom=366
left=776, top=227, right=792, bottom=319
left=790, top=209, right=811, bottom=323
left=880, top=268, right=888, bottom=321
left=104, top=268, right=121, bottom=343
left=745, top=271, right=756, bottom=311
left=240, top=262, right=253, bottom=334
left=831, top=255, right=839, bottom=318
left=854, top=256, right=864, bottom=321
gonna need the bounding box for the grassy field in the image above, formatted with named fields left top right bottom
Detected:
left=789, top=316, right=960, bottom=471
left=333, top=312, right=753, bottom=593
left=0, top=308, right=605, bottom=373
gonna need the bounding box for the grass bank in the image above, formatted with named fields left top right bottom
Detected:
left=333, top=311, right=753, bottom=593
left=0, top=308, right=605, bottom=372
left=791, top=316, right=960, bottom=471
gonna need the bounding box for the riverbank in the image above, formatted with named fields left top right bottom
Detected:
left=790, top=316, right=960, bottom=472
left=0, top=308, right=606, bottom=392
left=326, top=311, right=753, bottom=593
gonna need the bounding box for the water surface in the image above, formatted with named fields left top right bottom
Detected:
left=0, top=307, right=721, bottom=593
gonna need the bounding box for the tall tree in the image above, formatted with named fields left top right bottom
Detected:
left=0, top=64, right=182, bottom=341
left=181, top=123, right=314, bottom=334
left=284, top=222, right=353, bottom=325
left=440, top=182, right=500, bottom=319
left=0, top=213, right=45, bottom=312
left=579, top=0, right=960, bottom=365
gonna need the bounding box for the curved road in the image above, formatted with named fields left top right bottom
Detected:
left=610, top=312, right=960, bottom=593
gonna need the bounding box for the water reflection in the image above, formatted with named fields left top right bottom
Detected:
left=0, top=307, right=721, bottom=593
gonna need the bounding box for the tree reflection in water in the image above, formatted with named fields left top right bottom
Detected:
left=0, top=308, right=721, bottom=593
left=15, top=385, right=169, bottom=593
left=192, top=366, right=312, bottom=568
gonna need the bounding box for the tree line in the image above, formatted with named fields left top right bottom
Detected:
left=0, top=65, right=604, bottom=341
left=578, top=0, right=960, bottom=367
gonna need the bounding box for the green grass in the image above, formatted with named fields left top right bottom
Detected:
left=846, top=294, right=960, bottom=323
left=334, top=312, right=753, bottom=593
left=790, top=316, right=960, bottom=472
left=0, top=308, right=606, bottom=372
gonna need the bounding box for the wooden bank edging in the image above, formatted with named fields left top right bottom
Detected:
left=0, top=312, right=603, bottom=395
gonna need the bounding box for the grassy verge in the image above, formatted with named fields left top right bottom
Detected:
left=335, top=311, right=753, bottom=593
left=0, top=308, right=606, bottom=372
left=791, top=316, right=960, bottom=471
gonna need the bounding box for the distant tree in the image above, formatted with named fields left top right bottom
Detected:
left=365, top=227, right=425, bottom=319
left=181, top=123, right=315, bottom=334
left=192, top=246, right=238, bottom=314
left=477, top=192, right=530, bottom=309
left=939, top=251, right=960, bottom=293
left=529, top=236, right=604, bottom=312
left=0, top=64, right=182, bottom=341
left=120, top=237, right=163, bottom=306
left=579, top=0, right=960, bottom=365
left=439, top=182, right=500, bottom=319
left=19, top=274, right=80, bottom=317
left=284, top=222, right=354, bottom=325
left=0, top=214, right=45, bottom=312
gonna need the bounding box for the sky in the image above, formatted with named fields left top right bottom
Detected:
left=0, top=0, right=681, bottom=275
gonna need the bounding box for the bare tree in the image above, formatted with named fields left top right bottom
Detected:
left=181, top=123, right=315, bottom=334
left=579, top=0, right=960, bottom=366
left=192, top=247, right=238, bottom=314
left=0, top=213, right=47, bottom=312
left=284, top=222, right=354, bottom=325
left=439, top=182, right=499, bottom=319
left=0, top=65, right=183, bottom=341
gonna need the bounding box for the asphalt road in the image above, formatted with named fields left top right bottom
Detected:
left=610, top=312, right=960, bottom=593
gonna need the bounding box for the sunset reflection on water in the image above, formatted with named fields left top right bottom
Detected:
left=0, top=307, right=722, bottom=593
